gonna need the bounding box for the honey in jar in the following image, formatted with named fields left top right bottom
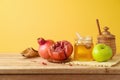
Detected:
left=74, top=36, right=94, bottom=61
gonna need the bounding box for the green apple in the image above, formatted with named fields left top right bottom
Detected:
left=92, top=44, right=112, bottom=62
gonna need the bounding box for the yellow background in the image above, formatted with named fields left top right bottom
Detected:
left=0, top=0, right=120, bottom=53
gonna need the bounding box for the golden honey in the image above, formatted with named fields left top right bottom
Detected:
left=74, top=36, right=94, bottom=61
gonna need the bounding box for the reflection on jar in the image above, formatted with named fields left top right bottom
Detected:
left=74, top=36, right=94, bottom=61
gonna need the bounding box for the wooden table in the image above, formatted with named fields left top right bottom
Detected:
left=0, top=53, right=120, bottom=80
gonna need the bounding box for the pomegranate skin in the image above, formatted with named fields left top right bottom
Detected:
left=38, top=38, right=54, bottom=59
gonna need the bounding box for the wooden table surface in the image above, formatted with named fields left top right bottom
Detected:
left=0, top=53, right=120, bottom=80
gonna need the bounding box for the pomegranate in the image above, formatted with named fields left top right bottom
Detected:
left=48, top=40, right=73, bottom=61
left=37, top=38, right=54, bottom=59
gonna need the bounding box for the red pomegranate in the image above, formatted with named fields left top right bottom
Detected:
left=48, top=40, right=73, bottom=61
left=37, top=38, right=54, bottom=59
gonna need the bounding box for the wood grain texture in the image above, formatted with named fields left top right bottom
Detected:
left=0, top=74, right=120, bottom=80
left=0, top=53, right=120, bottom=80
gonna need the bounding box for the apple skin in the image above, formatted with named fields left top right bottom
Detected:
left=92, top=44, right=112, bottom=62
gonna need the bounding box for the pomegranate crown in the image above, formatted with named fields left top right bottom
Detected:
left=37, top=38, right=46, bottom=45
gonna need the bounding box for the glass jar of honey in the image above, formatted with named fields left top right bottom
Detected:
left=74, top=36, right=94, bottom=61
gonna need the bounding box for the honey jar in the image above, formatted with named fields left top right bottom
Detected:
left=74, top=36, right=94, bottom=61
left=97, top=26, right=116, bottom=57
